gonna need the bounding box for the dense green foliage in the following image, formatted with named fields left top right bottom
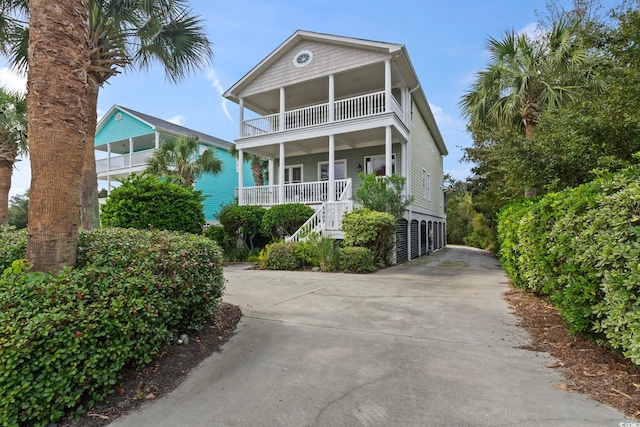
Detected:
left=0, top=227, right=224, bottom=426
left=217, top=203, right=267, bottom=251
left=296, top=232, right=340, bottom=272
left=339, top=246, right=376, bottom=273
left=355, top=173, right=413, bottom=220
left=445, top=177, right=495, bottom=251
left=7, top=191, right=28, bottom=229
left=101, top=175, right=205, bottom=234
left=342, top=208, right=396, bottom=266
left=0, top=226, right=26, bottom=271
left=497, top=166, right=640, bottom=364
left=261, top=203, right=314, bottom=239
left=263, top=242, right=303, bottom=270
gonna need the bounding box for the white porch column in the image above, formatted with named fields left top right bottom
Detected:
left=107, top=143, right=111, bottom=171
left=385, top=126, right=392, bottom=177
left=238, top=98, right=244, bottom=137
left=268, top=158, right=274, bottom=185
left=279, top=143, right=285, bottom=203
left=401, top=140, right=408, bottom=198
left=129, top=137, right=134, bottom=169
left=328, top=135, right=335, bottom=201
left=154, top=131, right=159, bottom=150
left=238, top=149, right=244, bottom=205
left=328, top=74, right=335, bottom=122
left=279, top=87, right=285, bottom=131
left=384, top=59, right=391, bottom=113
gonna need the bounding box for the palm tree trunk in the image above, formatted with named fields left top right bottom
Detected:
left=523, top=120, right=538, bottom=198
left=0, top=158, right=12, bottom=224
left=26, top=0, right=90, bottom=273
left=80, top=82, right=100, bottom=229
left=251, top=157, right=264, bottom=186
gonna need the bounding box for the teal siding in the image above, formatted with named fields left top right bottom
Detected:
left=195, top=148, right=256, bottom=221
left=95, top=110, right=154, bottom=146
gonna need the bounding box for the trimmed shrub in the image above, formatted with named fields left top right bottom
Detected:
left=0, top=226, right=26, bottom=271
left=203, top=224, right=226, bottom=244
left=264, top=242, right=303, bottom=270
left=218, top=203, right=267, bottom=252
left=261, top=203, right=314, bottom=239
left=340, top=246, right=375, bottom=273
left=342, top=208, right=396, bottom=266
left=101, top=174, right=205, bottom=234
left=0, top=228, right=224, bottom=426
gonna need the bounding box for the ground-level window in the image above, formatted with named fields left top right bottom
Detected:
left=318, top=160, right=346, bottom=181
left=284, top=165, right=303, bottom=184
left=364, top=154, right=396, bottom=176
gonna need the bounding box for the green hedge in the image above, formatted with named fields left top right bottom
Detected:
left=263, top=242, right=303, bottom=270
left=339, top=247, right=375, bottom=273
left=101, top=175, right=205, bottom=234
left=497, top=166, right=640, bottom=363
left=261, top=203, right=314, bottom=239
left=342, top=208, right=396, bottom=266
left=0, top=228, right=225, bottom=426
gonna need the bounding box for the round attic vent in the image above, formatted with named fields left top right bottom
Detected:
left=293, top=50, right=313, bottom=68
left=115, top=113, right=123, bottom=121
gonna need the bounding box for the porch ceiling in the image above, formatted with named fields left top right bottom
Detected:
left=243, top=62, right=402, bottom=115
left=95, top=133, right=156, bottom=154
left=240, top=126, right=406, bottom=158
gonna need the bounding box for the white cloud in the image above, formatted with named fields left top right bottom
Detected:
left=518, top=22, right=541, bottom=40
left=10, top=155, right=31, bottom=198
left=97, top=109, right=106, bottom=122
left=0, top=67, right=26, bottom=94
left=168, top=115, right=187, bottom=126
left=206, top=68, right=234, bottom=124
left=429, top=103, right=457, bottom=127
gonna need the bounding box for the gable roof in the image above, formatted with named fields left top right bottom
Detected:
left=223, top=30, right=447, bottom=156
left=97, top=105, right=232, bottom=149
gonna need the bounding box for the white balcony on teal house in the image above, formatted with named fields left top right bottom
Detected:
left=95, top=105, right=256, bottom=222
left=223, top=30, right=449, bottom=258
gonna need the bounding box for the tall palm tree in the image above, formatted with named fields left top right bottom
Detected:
left=146, top=135, right=222, bottom=187
left=0, top=0, right=213, bottom=229
left=0, top=88, right=27, bottom=224
left=228, top=144, right=268, bottom=186
left=25, top=0, right=89, bottom=272
left=459, top=20, right=603, bottom=140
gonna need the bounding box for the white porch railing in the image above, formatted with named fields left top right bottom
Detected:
left=96, top=149, right=155, bottom=173
left=286, top=200, right=353, bottom=242
left=240, top=91, right=403, bottom=138
left=240, top=178, right=352, bottom=206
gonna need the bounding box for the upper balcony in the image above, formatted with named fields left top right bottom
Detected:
left=240, top=90, right=403, bottom=139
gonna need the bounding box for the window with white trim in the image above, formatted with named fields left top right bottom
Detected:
left=364, top=154, right=396, bottom=176
left=284, top=165, right=303, bottom=184
left=318, top=160, right=346, bottom=181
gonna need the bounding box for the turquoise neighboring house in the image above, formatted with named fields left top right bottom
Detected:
left=95, top=105, right=255, bottom=222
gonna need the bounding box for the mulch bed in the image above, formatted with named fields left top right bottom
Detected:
left=504, top=286, right=640, bottom=419
left=59, top=302, right=242, bottom=426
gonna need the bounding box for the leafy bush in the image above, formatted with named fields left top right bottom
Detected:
left=355, top=173, right=413, bottom=220
left=0, top=227, right=224, bottom=426
left=496, top=166, right=640, bottom=363
left=218, top=203, right=267, bottom=251
left=296, top=232, right=340, bottom=272
left=342, top=208, right=396, bottom=266
left=0, top=226, right=26, bottom=271
left=340, top=246, right=375, bottom=273
left=203, top=224, right=226, bottom=244
left=101, top=174, right=205, bottom=234
left=261, top=203, right=314, bottom=239
left=264, top=242, right=303, bottom=270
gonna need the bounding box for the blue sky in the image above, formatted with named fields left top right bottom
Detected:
left=1, top=0, right=618, bottom=197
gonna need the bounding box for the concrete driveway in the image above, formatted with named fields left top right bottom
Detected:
left=111, top=246, right=627, bottom=426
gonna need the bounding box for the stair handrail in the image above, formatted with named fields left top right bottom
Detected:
left=285, top=206, right=324, bottom=243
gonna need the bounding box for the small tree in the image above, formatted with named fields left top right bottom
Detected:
left=355, top=173, right=413, bottom=220
left=101, top=175, right=205, bottom=234
left=7, top=190, right=28, bottom=229
left=146, top=136, right=222, bottom=187
left=217, top=203, right=266, bottom=252
left=342, top=208, right=396, bottom=266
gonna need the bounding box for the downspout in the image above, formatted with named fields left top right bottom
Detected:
left=406, top=85, right=420, bottom=260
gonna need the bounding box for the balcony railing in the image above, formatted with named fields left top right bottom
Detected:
left=240, top=91, right=403, bottom=138
left=96, top=149, right=155, bottom=173
left=240, top=178, right=352, bottom=206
